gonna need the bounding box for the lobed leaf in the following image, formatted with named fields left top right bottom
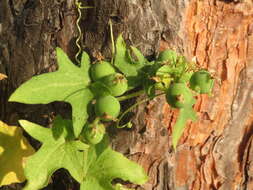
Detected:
left=19, top=117, right=89, bottom=190
left=9, top=48, right=92, bottom=137
left=80, top=138, right=148, bottom=190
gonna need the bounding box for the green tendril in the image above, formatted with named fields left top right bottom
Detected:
left=75, top=0, right=93, bottom=65
left=117, top=90, right=145, bottom=102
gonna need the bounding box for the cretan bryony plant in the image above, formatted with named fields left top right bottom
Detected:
left=6, top=34, right=214, bottom=189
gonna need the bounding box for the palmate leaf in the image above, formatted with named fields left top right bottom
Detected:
left=80, top=138, right=148, bottom=190
left=9, top=48, right=93, bottom=137
left=0, top=121, right=35, bottom=186
left=19, top=117, right=89, bottom=190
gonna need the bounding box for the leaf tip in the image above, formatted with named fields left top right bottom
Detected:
left=8, top=95, right=15, bottom=102
left=56, top=47, right=62, bottom=52
left=116, top=33, right=124, bottom=44
left=8, top=91, right=19, bottom=102
left=18, top=120, right=29, bottom=128
left=56, top=47, right=65, bottom=59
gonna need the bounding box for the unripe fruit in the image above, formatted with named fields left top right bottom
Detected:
left=190, top=70, right=214, bottom=94
left=90, top=61, right=115, bottom=81
left=83, top=122, right=105, bottom=145
left=101, top=73, right=128, bottom=96
left=95, top=95, right=120, bottom=121
left=157, top=50, right=177, bottom=63
left=166, top=83, right=195, bottom=108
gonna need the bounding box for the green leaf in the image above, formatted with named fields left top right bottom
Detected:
left=114, top=35, right=155, bottom=90
left=129, top=46, right=146, bottom=64
left=9, top=48, right=92, bottom=137
left=80, top=51, right=91, bottom=81
left=172, top=107, right=197, bottom=150
left=19, top=117, right=89, bottom=190
left=114, top=35, right=143, bottom=77
left=0, top=121, right=35, bottom=186
left=65, top=88, right=94, bottom=137
left=80, top=138, right=148, bottom=190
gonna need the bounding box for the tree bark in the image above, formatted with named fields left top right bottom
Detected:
left=1, top=0, right=253, bottom=190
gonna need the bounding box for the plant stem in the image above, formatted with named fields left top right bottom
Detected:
left=109, top=19, right=115, bottom=65
left=117, top=90, right=145, bottom=101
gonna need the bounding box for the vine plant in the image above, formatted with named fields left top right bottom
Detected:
left=8, top=36, right=214, bottom=189
left=5, top=2, right=214, bottom=190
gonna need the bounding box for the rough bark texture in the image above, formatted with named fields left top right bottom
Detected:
left=1, top=0, right=253, bottom=190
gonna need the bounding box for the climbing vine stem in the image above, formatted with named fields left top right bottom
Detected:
left=75, top=0, right=93, bottom=65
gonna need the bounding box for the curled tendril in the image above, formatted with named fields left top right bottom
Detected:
left=75, top=0, right=93, bottom=65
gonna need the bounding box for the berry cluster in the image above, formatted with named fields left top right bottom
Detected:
left=81, top=49, right=214, bottom=147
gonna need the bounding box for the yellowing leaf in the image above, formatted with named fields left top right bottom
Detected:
left=0, top=121, right=35, bottom=186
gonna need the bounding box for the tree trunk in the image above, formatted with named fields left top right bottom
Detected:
left=1, top=0, right=253, bottom=190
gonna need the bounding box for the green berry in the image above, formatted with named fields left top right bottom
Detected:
left=157, top=50, right=177, bottom=63
left=95, top=95, right=120, bottom=121
left=101, top=73, right=128, bottom=96
left=83, top=122, right=105, bottom=145
left=190, top=70, right=214, bottom=94
left=166, top=83, right=195, bottom=108
left=90, top=61, right=115, bottom=81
